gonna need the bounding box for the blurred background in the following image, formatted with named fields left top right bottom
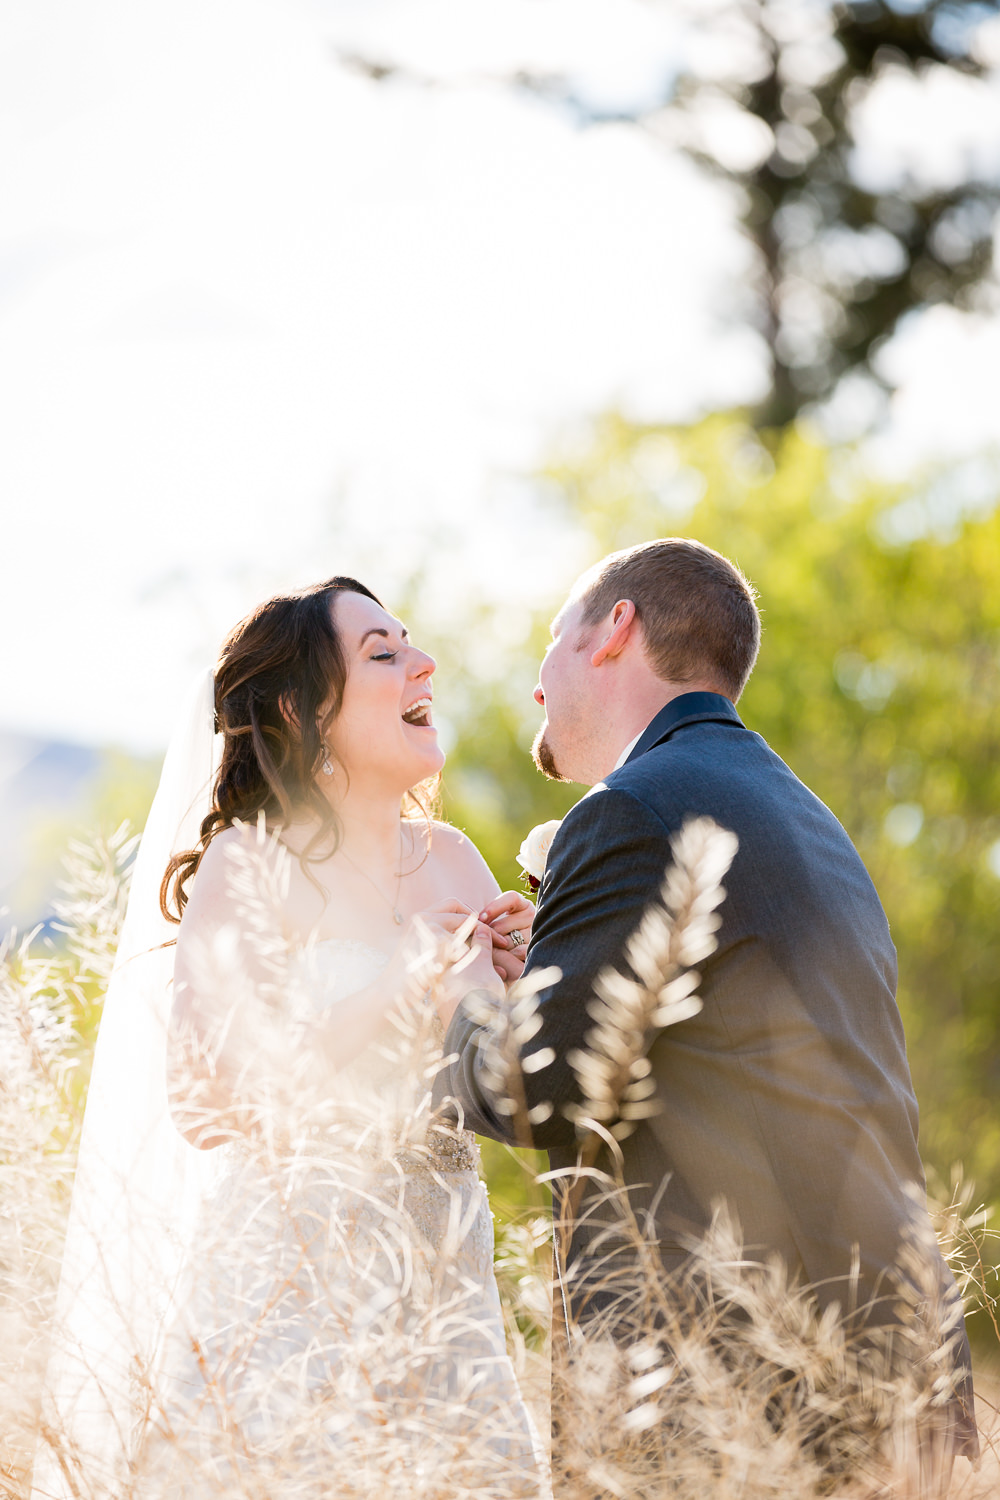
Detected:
left=3, top=0, right=1000, bottom=1330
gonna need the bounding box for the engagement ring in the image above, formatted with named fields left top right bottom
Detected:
left=509, top=929, right=524, bottom=949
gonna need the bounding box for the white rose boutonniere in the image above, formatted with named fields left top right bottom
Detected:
left=516, top=819, right=563, bottom=893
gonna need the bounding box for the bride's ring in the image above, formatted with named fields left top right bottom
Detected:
left=508, top=929, right=524, bottom=950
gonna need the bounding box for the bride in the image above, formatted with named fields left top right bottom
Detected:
left=34, top=576, right=543, bottom=1500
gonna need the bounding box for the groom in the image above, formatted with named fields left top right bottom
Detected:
left=436, top=537, right=977, bottom=1464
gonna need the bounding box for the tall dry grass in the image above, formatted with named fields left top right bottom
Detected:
left=1, top=824, right=996, bottom=1498
left=1, top=828, right=136, bottom=1495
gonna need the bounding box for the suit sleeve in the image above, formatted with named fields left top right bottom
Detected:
left=433, top=784, right=674, bottom=1148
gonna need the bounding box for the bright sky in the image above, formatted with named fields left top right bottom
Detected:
left=2, top=0, right=999, bottom=752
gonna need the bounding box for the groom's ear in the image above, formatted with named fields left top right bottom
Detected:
left=589, top=599, right=637, bottom=667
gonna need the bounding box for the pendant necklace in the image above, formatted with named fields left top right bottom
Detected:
left=340, top=830, right=405, bottom=925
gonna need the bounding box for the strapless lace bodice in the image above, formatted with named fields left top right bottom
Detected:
left=290, top=935, right=392, bottom=1013
left=286, top=935, right=481, bottom=1175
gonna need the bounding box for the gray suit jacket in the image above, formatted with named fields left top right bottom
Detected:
left=436, top=694, right=974, bottom=1445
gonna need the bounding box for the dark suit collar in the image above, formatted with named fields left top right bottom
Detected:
left=624, top=692, right=743, bottom=766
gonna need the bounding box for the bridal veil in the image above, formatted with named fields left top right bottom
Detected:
left=32, top=670, right=221, bottom=1500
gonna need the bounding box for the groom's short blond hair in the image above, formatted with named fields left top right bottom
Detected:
left=574, top=538, right=761, bottom=701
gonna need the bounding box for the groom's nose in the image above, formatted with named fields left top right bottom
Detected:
left=533, top=684, right=544, bottom=706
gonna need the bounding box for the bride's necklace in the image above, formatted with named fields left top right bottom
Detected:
left=338, top=830, right=405, bottom=925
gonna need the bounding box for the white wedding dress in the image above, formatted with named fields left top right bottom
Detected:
left=31, top=675, right=544, bottom=1500
left=137, top=938, right=545, bottom=1499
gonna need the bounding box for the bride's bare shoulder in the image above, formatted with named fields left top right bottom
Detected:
left=196, top=819, right=284, bottom=870
left=419, top=819, right=500, bottom=905
left=180, top=821, right=287, bottom=925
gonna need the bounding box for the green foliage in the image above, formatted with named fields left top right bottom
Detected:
left=22, top=427, right=1000, bottom=1346
left=10, top=748, right=160, bottom=932
left=423, top=414, right=1000, bottom=1279
left=85, top=749, right=163, bottom=839
left=390, top=568, right=583, bottom=897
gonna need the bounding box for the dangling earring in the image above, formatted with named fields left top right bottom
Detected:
left=321, top=742, right=335, bottom=777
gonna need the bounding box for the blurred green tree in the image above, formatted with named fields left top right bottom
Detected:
left=427, top=414, right=1000, bottom=1231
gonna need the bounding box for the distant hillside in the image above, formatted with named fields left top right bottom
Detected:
left=0, top=730, right=160, bottom=931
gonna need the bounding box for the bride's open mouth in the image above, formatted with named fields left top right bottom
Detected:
left=401, top=696, right=434, bottom=729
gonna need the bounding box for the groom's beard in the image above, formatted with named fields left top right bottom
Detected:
left=532, top=726, right=567, bottom=782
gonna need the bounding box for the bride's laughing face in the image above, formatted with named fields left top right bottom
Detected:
left=323, top=590, right=444, bottom=793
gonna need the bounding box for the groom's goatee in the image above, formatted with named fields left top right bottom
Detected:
left=532, top=727, right=566, bottom=781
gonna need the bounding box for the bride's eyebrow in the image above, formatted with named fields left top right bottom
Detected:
left=359, top=625, right=409, bottom=647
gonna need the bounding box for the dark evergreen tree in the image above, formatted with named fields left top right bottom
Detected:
left=668, top=1, right=1000, bottom=426
left=339, top=2, right=1000, bottom=427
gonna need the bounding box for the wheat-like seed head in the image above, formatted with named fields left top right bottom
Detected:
left=6, top=827, right=998, bottom=1499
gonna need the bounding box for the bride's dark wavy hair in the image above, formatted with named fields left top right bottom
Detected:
left=160, top=575, right=438, bottom=923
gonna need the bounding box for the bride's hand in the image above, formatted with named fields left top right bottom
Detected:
left=478, top=891, right=535, bottom=985
left=386, top=899, right=504, bottom=1029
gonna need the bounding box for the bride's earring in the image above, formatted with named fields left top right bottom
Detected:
left=321, top=743, right=335, bottom=777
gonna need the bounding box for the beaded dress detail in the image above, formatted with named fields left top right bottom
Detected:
left=140, top=941, right=544, bottom=1498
